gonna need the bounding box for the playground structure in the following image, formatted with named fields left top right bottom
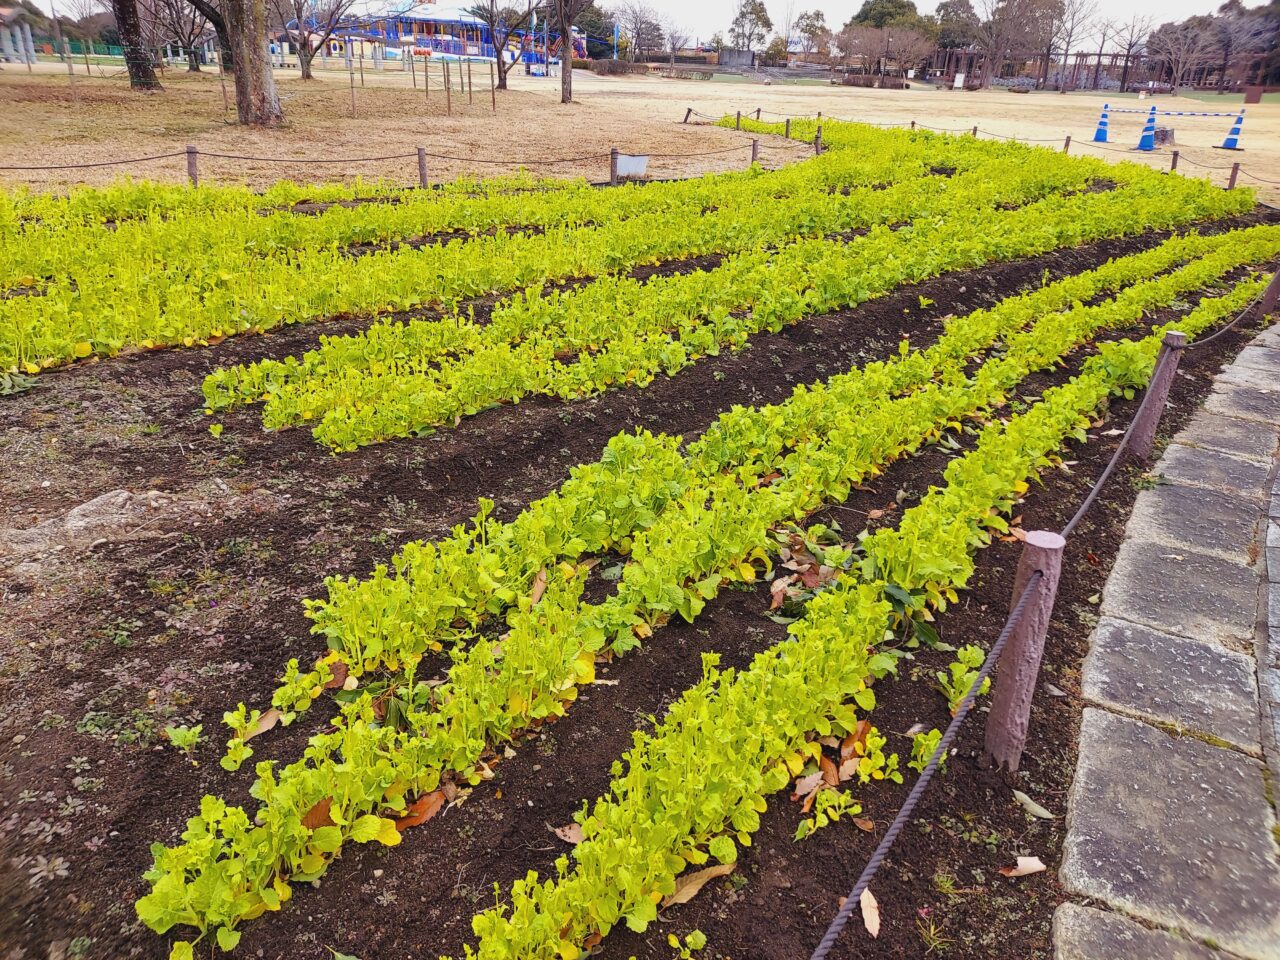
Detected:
left=1091, top=103, right=1245, bottom=151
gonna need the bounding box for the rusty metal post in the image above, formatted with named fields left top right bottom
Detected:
left=417, top=147, right=428, bottom=188
left=683, top=107, right=692, bottom=123
left=185, top=145, right=198, bottom=186
left=1228, top=162, right=1240, bottom=189
left=1170, top=150, right=1179, bottom=172
left=784, top=117, right=791, bottom=139
left=751, top=138, right=759, bottom=165
left=1063, top=134, right=1071, bottom=153
left=814, top=124, right=823, bottom=155
left=1128, top=330, right=1187, bottom=461
left=983, top=531, right=1065, bottom=772
left=735, top=110, right=741, bottom=130
left=610, top=147, right=618, bottom=186
left=1260, top=268, right=1280, bottom=315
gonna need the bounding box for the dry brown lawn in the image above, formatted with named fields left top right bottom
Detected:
left=1, top=60, right=1276, bottom=200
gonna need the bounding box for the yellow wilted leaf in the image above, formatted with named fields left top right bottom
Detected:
left=23, top=362, right=39, bottom=375
left=573, top=651, right=596, bottom=684
left=737, top=561, right=757, bottom=582
left=784, top=751, right=805, bottom=776
left=507, top=692, right=528, bottom=715
left=73, top=341, right=93, bottom=358
left=634, top=622, right=653, bottom=639
left=376, top=818, right=402, bottom=846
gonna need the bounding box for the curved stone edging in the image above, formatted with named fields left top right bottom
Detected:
left=1054, top=325, right=1280, bottom=960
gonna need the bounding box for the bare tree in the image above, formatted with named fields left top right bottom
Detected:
left=270, top=0, right=355, bottom=78
left=834, top=23, right=880, bottom=66
left=187, top=0, right=234, bottom=68
left=794, top=9, right=826, bottom=56
left=554, top=0, right=592, bottom=102
left=1147, top=16, right=1218, bottom=93
left=466, top=2, right=542, bottom=89
left=612, top=1, right=660, bottom=60
left=891, top=26, right=933, bottom=75
left=140, top=0, right=211, bottom=70
left=1108, top=13, right=1151, bottom=92
left=662, top=18, right=689, bottom=64
left=1213, top=5, right=1271, bottom=91
left=110, top=0, right=163, bottom=88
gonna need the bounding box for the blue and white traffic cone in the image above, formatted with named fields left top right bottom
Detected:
left=1135, top=105, right=1157, bottom=151
left=1092, top=103, right=1110, bottom=143
left=1215, top=110, right=1244, bottom=151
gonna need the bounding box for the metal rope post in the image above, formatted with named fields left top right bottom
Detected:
left=1128, top=331, right=1187, bottom=461
left=983, top=532, right=1065, bottom=772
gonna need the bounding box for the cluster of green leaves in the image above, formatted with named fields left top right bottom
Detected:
left=935, top=645, right=990, bottom=715
left=908, top=728, right=945, bottom=774
left=136, top=222, right=1279, bottom=956
left=457, top=272, right=1271, bottom=960
left=3, top=128, right=943, bottom=373
left=793, top=787, right=865, bottom=841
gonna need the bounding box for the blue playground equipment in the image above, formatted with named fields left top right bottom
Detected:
left=1091, top=103, right=1246, bottom=151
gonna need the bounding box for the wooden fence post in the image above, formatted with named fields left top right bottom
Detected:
left=410, top=49, right=416, bottom=88
left=424, top=56, right=430, bottom=101
left=490, top=61, right=496, bottom=111
left=1170, top=149, right=1179, bottom=172
left=910, top=119, right=916, bottom=130
left=417, top=147, right=428, bottom=188
left=983, top=530, right=1065, bottom=772
left=445, top=61, right=452, bottom=115
left=751, top=138, right=759, bottom=166
left=467, top=59, right=473, bottom=104
left=1128, top=331, right=1187, bottom=461
left=1227, top=162, right=1240, bottom=189
left=683, top=107, right=692, bottom=123
left=1260, top=268, right=1280, bottom=315
left=755, top=107, right=761, bottom=120
left=1062, top=134, right=1071, bottom=154
left=814, top=124, right=823, bottom=155
left=971, top=124, right=978, bottom=137
left=358, top=47, right=365, bottom=85
left=784, top=117, right=791, bottom=139
left=735, top=110, right=741, bottom=130
left=185, top=145, right=199, bottom=187
left=349, top=61, right=357, bottom=117
left=610, top=147, right=619, bottom=186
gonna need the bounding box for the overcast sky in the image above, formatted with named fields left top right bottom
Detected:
left=656, top=0, right=1241, bottom=45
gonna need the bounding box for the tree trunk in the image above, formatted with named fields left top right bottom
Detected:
left=224, top=0, right=284, bottom=125
left=558, top=11, right=573, bottom=102
left=299, top=45, right=314, bottom=80
left=111, top=0, right=163, bottom=90
left=187, top=46, right=201, bottom=71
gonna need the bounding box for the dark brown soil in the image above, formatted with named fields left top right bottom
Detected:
left=0, top=211, right=1273, bottom=960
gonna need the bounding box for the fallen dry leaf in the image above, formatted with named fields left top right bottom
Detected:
left=395, top=790, right=445, bottom=831
left=998, top=856, right=1046, bottom=878
left=661, top=862, right=735, bottom=908
left=792, top=771, right=824, bottom=800
left=323, top=661, right=349, bottom=690
left=860, top=888, right=880, bottom=938
left=301, top=796, right=334, bottom=830
left=770, top=575, right=795, bottom=610
left=530, top=568, right=548, bottom=606
left=241, top=707, right=283, bottom=743
left=1012, top=790, right=1056, bottom=820
left=820, top=755, right=839, bottom=787
left=852, top=817, right=875, bottom=833
left=841, top=720, right=871, bottom=761
left=552, top=822, right=584, bottom=845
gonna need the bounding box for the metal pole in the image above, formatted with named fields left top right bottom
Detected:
left=417, top=146, right=428, bottom=188
left=1128, top=331, right=1187, bottom=461
left=1170, top=150, right=1179, bottom=172
left=983, top=531, right=1065, bottom=772
left=1063, top=134, right=1071, bottom=153
left=185, top=145, right=199, bottom=186
left=610, top=147, right=619, bottom=186
left=750, top=138, right=758, bottom=166
left=1227, top=162, right=1240, bottom=190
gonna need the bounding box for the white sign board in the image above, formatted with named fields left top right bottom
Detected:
left=952, top=72, right=965, bottom=89
left=616, top=154, right=649, bottom=178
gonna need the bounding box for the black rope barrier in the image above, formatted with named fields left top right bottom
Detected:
left=0, top=152, right=187, bottom=171
left=809, top=571, right=1045, bottom=960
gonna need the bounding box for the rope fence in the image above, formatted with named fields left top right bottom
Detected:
left=809, top=279, right=1278, bottom=957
